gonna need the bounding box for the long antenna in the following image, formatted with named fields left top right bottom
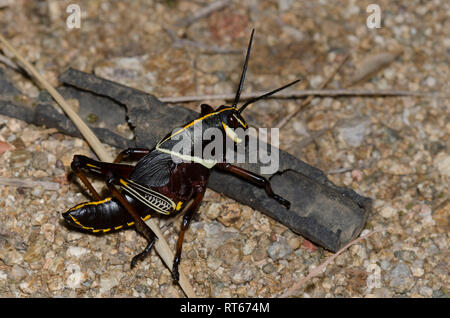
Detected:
left=232, top=29, right=255, bottom=108
left=238, top=79, right=301, bottom=113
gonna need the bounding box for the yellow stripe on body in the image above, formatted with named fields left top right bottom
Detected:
left=155, top=107, right=235, bottom=169
left=157, top=107, right=234, bottom=146
left=68, top=196, right=152, bottom=232
left=69, top=197, right=112, bottom=212
left=222, top=122, right=243, bottom=143
left=69, top=214, right=151, bottom=233
left=233, top=114, right=247, bottom=128
left=120, top=179, right=176, bottom=215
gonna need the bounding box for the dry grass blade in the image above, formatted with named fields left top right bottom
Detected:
left=159, top=89, right=441, bottom=103
left=0, top=33, right=197, bottom=298
left=0, top=52, right=20, bottom=70
left=0, top=176, right=59, bottom=191
left=0, top=35, right=106, bottom=160
left=280, top=229, right=381, bottom=298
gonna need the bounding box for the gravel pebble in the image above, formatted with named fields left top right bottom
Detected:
left=388, top=262, right=415, bottom=293
left=380, top=205, right=396, bottom=218
left=336, top=116, right=371, bottom=147
left=267, top=237, right=292, bottom=261
left=229, top=262, right=254, bottom=284
left=31, top=151, right=49, bottom=171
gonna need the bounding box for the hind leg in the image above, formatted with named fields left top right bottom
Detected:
left=131, top=239, right=155, bottom=268
left=106, top=176, right=157, bottom=268
left=71, top=154, right=135, bottom=200
left=70, top=155, right=157, bottom=267
left=172, top=186, right=206, bottom=282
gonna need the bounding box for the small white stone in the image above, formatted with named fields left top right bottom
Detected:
left=419, top=286, right=433, bottom=297
left=99, top=271, right=123, bottom=293
left=66, top=271, right=85, bottom=289
left=66, top=246, right=88, bottom=258
left=243, top=240, right=256, bottom=256
left=337, top=116, right=371, bottom=147
left=230, top=263, right=254, bottom=284
left=19, top=280, right=36, bottom=294
left=434, top=152, right=450, bottom=177
left=366, top=263, right=382, bottom=291
left=425, top=76, right=436, bottom=87
left=207, top=255, right=222, bottom=271
left=31, top=186, right=44, bottom=198
left=411, top=266, right=424, bottom=277
left=380, top=206, right=396, bottom=218
left=278, top=0, right=294, bottom=11
left=419, top=205, right=436, bottom=227
left=310, top=75, right=323, bottom=88
left=41, top=223, right=56, bottom=242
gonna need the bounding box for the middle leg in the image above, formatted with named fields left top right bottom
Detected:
left=172, top=186, right=206, bottom=282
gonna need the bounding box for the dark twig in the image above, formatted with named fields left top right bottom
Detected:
left=176, top=0, right=231, bottom=28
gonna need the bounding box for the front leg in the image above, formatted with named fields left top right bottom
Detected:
left=215, top=162, right=290, bottom=209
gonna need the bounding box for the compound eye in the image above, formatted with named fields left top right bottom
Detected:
left=227, top=113, right=239, bottom=128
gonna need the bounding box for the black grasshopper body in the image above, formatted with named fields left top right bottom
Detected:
left=63, top=30, right=299, bottom=282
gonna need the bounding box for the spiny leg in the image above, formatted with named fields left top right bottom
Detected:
left=172, top=186, right=206, bottom=282
left=106, top=176, right=157, bottom=268
left=71, top=154, right=157, bottom=267
left=215, top=162, right=290, bottom=209
left=71, top=156, right=102, bottom=200
left=130, top=238, right=155, bottom=268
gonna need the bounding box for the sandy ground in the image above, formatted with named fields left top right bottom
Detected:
left=0, top=0, right=448, bottom=297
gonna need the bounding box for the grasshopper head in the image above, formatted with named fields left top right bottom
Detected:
left=217, top=106, right=248, bottom=144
